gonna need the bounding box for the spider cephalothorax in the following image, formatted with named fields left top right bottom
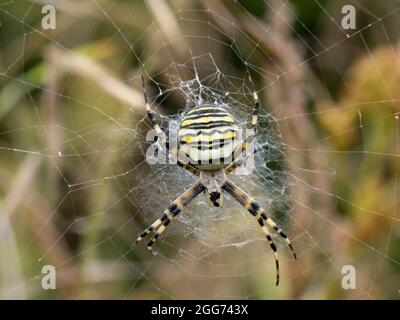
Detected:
left=135, top=71, right=296, bottom=285
left=200, top=169, right=226, bottom=207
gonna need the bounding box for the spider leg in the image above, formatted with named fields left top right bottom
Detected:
left=245, top=64, right=260, bottom=137
left=225, top=157, right=245, bottom=174
left=223, top=180, right=297, bottom=258
left=140, top=75, right=199, bottom=176
left=222, top=180, right=297, bottom=285
left=224, top=144, right=259, bottom=174
left=134, top=181, right=205, bottom=254
left=171, top=147, right=200, bottom=176
left=141, top=74, right=163, bottom=137
left=225, top=146, right=262, bottom=174
left=225, top=66, right=260, bottom=173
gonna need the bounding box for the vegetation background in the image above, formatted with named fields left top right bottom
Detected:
left=0, top=0, right=399, bottom=299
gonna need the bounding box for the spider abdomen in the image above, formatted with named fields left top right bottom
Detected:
left=178, top=105, right=240, bottom=170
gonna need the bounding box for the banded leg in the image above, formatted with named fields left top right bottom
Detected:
left=172, top=147, right=200, bottom=176
left=222, top=180, right=297, bottom=285
left=140, top=75, right=199, bottom=176
left=134, top=181, right=205, bottom=254
left=141, top=74, right=164, bottom=137
left=226, top=67, right=260, bottom=173
left=246, top=64, right=261, bottom=136
left=225, top=155, right=246, bottom=174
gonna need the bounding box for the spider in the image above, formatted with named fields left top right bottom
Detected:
left=134, top=69, right=296, bottom=285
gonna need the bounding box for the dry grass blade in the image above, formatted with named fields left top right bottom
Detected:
left=45, top=46, right=144, bottom=111
left=146, top=0, right=189, bottom=59
left=0, top=155, right=41, bottom=299
left=0, top=155, right=41, bottom=227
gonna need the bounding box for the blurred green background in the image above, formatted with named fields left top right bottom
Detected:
left=0, top=0, right=399, bottom=299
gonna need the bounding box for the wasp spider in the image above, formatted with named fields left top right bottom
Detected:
left=135, top=70, right=296, bottom=285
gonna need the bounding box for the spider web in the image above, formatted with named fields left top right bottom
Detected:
left=0, top=0, right=399, bottom=299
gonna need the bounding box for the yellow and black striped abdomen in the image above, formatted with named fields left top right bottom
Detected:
left=178, top=105, right=240, bottom=170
